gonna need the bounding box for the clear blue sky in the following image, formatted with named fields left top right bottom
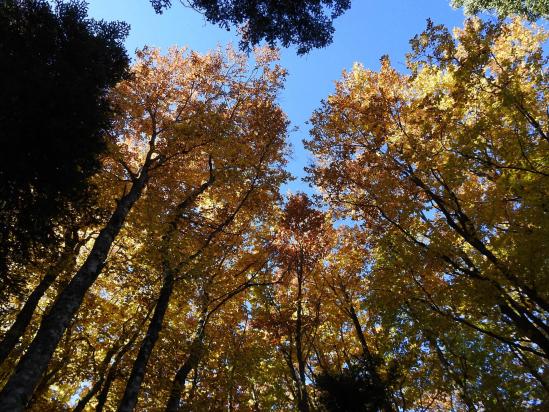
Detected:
left=87, top=0, right=466, bottom=193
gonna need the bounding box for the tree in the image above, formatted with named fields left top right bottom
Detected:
left=0, top=0, right=129, bottom=285
left=3, top=5, right=549, bottom=410
left=316, top=227, right=397, bottom=411
left=0, top=225, right=88, bottom=366
left=117, top=83, right=288, bottom=409
left=0, top=45, right=288, bottom=410
left=254, top=194, right=335, bottom=411
left=307, top=17, right=549, bottom=406
left=150, top=0, right=351, bottom=54
left=451, top=0, right=549, bottom=19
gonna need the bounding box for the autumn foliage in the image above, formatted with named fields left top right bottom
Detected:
left=1, top=8, right=548, bottom=412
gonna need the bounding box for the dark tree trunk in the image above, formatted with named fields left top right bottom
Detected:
left=0, top=272, right=56, bottom=367
left=427, top=334, right=477, bottom=412
left=0, top=170, right=149, bottom=411
left=73, top=343, right=121, bottom=412
left=117, top=271, right=174, bottom=412
left=348, top=304, right=394, bottom=412
left=75, top=310, right=150, bottom=412
left=165, top=327, right=205, bottom=412
left=74, top=378, right=103, bottom=412
left=95, top=363, right=119, bottom=412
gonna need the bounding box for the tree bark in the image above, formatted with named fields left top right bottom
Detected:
left=73, top=378, right=104, bottom=412
left=165, top=321, right=206, bottom=412
left=95, top=363, right=119, bottom=412
left=0, top=169, right=150, bottom=411
left=73, top=343, right=120, bottom=412
left=74, top=310, right=150, bottom=412
left=0, top=273, right=56, bottom=367
left=117, top=270, right=174, bottom=412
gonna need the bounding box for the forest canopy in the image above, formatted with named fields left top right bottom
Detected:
left=0, top=0, right=547, bottom=411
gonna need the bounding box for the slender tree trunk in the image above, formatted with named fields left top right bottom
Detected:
left=117, top=270, right=174, bottom=412
left=184, top=366, right=200, bottom=409
left=0, top=169, right=150, bottom=411
left=347, top=304, right=394, bottom=412
left=348, top=305, right=375, bottom=360
left=76, top=341, right=133, bottom=412
left=164, top=341, right=202, bottom=412
left=0, top=231, right=81, bottom=366
left=73, top=343, right=121, bottom=412
left=427, top=334, right=477, bottom=412
left=74, top=378, right=104, bottom=412
left=0, top=272, right=55, bottom=366
left=95, top=362, right=120, bottom=412
left=251, top=384, right=261, bottom=412
left=165, top=320, right=206, bottom=412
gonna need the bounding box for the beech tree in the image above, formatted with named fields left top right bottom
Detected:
left=0, top=45, right=288, bottom=410
left=315, top=227, right=397, bottom=411
left=252, top=194, right=335, bottom=411
left=307, top=17, right=548, bottom=407
left=2, top=7, right=548, bottom=411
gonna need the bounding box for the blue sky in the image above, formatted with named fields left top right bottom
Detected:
left=87, top=0, right=467, bottom=193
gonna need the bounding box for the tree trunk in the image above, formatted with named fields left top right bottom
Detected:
left=75, top=309, right=150, bottom=412
left=73, top=378, right=104, bottom=412
left=27, top=323, right=76, bottom=408
left=0, top=272, right=56, bottom=367
left=0, top=170, right=149, bottom=411
left=347, top=304, right=394, bottom=412
left=0, top=231, right=81, bottom=366
left=95, top=363, right=119, bottom=412
left=427, top=334, right=477, bottom=412
left=73, top=343, right=121, bottom=412
left=117, top=270, right=174, bottom=412
left=165, top=325, right=205, bottom=412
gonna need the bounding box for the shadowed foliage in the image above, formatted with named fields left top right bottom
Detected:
left=316, top=356, right=396, bottom=412
left=150, top=0, right=351, bottom=54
